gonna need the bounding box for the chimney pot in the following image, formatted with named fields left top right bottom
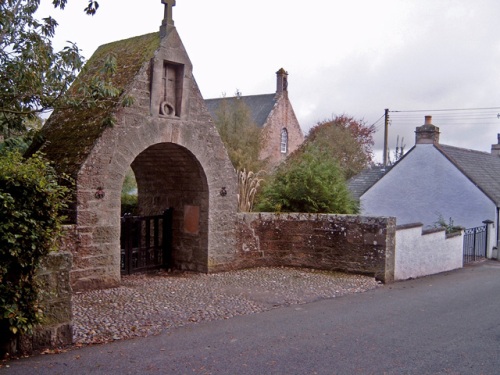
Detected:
left=415, top=115, right=440, bottom=145
left=276, top=68, right=288, bottom=97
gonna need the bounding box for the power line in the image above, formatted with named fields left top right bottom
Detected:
left=370, top=113, right=386, bottom=130
left=390, top=106, right=500, bottom=113
left=391, top=111, right=499, bottom=118
left=378, top=106, right=500, bottom=164
left=372, top=107, right=500, bottom=129
left=386, top=106, right=500, bottom=127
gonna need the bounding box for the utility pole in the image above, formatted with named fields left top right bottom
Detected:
left=383, top=108, right=389, bottom=167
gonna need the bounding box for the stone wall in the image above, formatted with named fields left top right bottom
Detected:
left=14, top=251, right=73, bottom=355
left=234, top=213, right=396, bottom=283
left=395, top=223, right=463, bottom=281
left=260, top=93, right=304, bottom=169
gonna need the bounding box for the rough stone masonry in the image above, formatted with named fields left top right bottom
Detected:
left=32, top=4, right=239, bottom=291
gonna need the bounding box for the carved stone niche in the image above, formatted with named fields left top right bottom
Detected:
left=159, top=61, right=184, bottom=118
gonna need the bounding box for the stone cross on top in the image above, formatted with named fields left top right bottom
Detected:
left=162, top=0, right=176, bottom=26
left=160, top=0, right=176, bottom=38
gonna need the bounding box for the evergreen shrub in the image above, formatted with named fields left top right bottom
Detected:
left=256, top=146, right=358, bottom=214
left=0, top=151, right=69, bottom=352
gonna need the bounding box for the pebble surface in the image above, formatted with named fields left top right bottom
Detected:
left=72, top=267, right=380, bottom=345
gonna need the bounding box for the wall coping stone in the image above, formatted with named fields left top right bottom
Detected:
left=422, top=227, right=446, bottom=236
left=446, top=229, right=464, bottom=239
left=396, top=222, right=424, bottom=230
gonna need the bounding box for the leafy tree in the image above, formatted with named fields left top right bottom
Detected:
left=0, top=116, right=43, bottom=155
left=0, top=0, right=127, bottom=141
left=53, top=0, right=100, bottom=15
left=305, top=115, right=376, bottom=179
left=0, top=1, right=107, bottom=353
left=213, top=95, right=263, bottom=172
left=0, top=151, right=70, bottom=352
left=255, top=145, right=358, bottom=214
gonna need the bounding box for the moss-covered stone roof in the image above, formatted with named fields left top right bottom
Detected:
left=31, top=32, right=160, bottom=178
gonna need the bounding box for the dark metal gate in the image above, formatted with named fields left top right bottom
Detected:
left=463, top=224, right=487, bottom=264
left=120, top=208, right=173, bottom=275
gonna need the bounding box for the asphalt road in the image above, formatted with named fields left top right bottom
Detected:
left=2, top=261, right=500, bottom=374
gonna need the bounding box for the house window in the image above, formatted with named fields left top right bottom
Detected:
left=280, top=128, right=288, bottom=154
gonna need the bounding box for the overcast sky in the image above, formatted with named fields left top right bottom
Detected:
left=38, top=0, right=500, bottom=162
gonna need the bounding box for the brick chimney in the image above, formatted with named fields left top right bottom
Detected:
left=491, top=134, right=500, bottom=157
left=415, top=116, right=440, bottom=144
left=276, top=68, right=288, bottom=97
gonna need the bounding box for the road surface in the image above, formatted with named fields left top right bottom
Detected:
left=2, top=261, right=499, bottom=374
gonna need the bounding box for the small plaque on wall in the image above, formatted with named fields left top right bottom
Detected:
left=183, top=205, right=199, bottom=234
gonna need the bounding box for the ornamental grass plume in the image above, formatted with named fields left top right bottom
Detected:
left=237, top=169, right=265, bottom=212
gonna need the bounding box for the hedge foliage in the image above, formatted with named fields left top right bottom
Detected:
left=0, top=151, right=70, bottom=336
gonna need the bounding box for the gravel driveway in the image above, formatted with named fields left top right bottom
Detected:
left=72, top=267, right=380, bottom=345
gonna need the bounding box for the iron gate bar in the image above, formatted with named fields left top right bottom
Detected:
left=463, top=224, right=487, bottom=264
left=154, top=215, right=160, bottom=266
left=163, top=208, right=173, bottom=269
left=145, top=218, right=151, bottom=266
left=120, top=208, right=173, bottom=275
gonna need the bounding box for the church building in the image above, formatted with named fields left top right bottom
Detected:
left=204, top=68, right=304, bottom=169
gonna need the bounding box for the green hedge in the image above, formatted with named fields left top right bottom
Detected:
left=0, top=151, right=70, bottom=347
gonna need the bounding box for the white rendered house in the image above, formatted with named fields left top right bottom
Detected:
left=359, top=116, right=500, bottom=250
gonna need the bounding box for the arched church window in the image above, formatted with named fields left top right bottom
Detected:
left=280, top=128, right=288, bottom=154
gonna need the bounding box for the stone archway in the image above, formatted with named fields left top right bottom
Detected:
left=131, top=143, right=209, bottom=271
left=31, top=15, right=239, bottom=291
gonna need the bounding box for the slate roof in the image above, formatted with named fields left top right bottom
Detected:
left=438, top=144, right=500, bottom=206
left=347, top=165, right=390, bottom=201
left=204, top=94, right=277, bottom=127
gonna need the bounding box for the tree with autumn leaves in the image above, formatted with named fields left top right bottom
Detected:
left=256, top=115, right=375, bottom=214
left=306, top=115, right=375, bottom=180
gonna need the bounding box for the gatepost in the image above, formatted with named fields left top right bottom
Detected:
left=482, top=219, right=495, bottom=259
